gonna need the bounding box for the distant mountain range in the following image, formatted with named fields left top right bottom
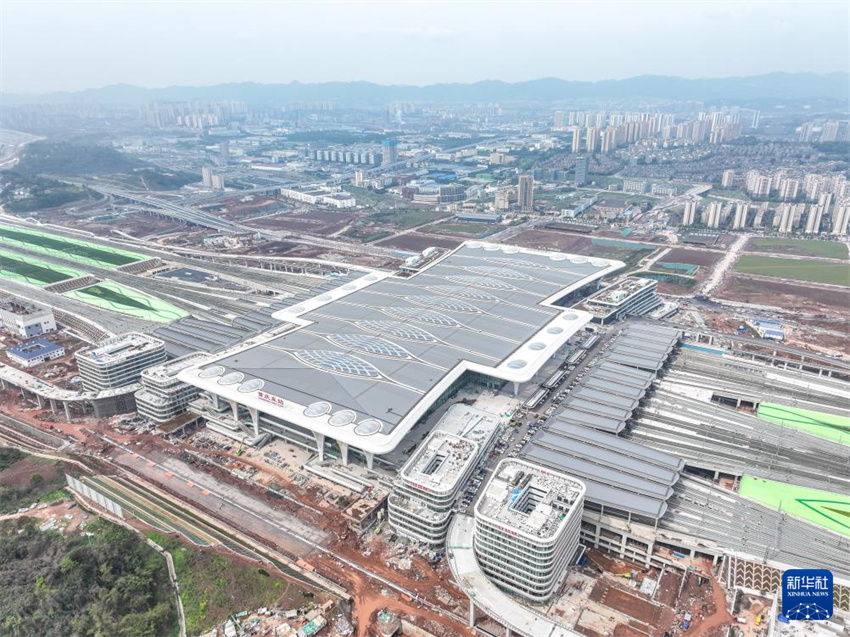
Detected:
left=3, top=73, right=847, bottom=106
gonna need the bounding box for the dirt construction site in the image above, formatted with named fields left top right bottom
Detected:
left=0, top=378, right=754, bottom=637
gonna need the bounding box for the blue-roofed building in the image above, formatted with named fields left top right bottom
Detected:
left=6, top=338, right=66, bottom=368
left=754, top=317, right=785, bottom=341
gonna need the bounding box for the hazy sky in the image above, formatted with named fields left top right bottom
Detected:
left=2, top=1, right=848, bottom=93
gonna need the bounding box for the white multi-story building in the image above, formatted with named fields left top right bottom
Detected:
left=135, top=354, right=206, bottom=423
left=389, top=431, right=479, bottom=544
left=577, top=277, right=662, bottom=325
left=473, top=459, right=585, bottom=602
left=388, top=404, right=500, bottom=545
left=0, top=298, right=56, bottom=339
left=76, top=333, right=167, bottom=392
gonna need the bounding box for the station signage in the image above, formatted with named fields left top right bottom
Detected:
left=257, top=391, right=285, bottom=407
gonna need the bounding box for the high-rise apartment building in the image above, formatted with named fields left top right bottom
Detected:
left=381, top=139, right=399, bottom=166
left=571, top=127, right=582, bottom=153
left=832, top=206, right=850, bottom=235
left=804, top=205, right=825, bottom=234
left=682, top=200, right=698, bottom=226
left=732, top=202, right=749, bottom=230
left=518, top=174, right=534, bottom=213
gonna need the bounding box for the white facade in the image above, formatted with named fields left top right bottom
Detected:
left=135, top=354, right=205, bottom=423
left=388, top=430, right=479, bottom=544
left=76, top=333, right=167, bottom=392
left=474, top=459, right=585, bottom=602
left=0, top=299, right=56, bottom=339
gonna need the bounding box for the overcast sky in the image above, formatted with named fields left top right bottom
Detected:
left=2, top=1, right=848, bottom=93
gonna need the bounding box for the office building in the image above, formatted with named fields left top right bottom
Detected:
left=518, top=175, right=534, bottom=213
left=201, top=166, right=214, bottom=187
left=575, top=155, right=588, bottom=186
left=682, top=200, right=698, bottom=226
left=388, top=404, right=498, bottom=545
left=135, top=354, right=206, bottom=424
left=0, top=298, right=56, bottom=339
left=473, top=459, right=585, bottom=601
left=576, top=277, right=662, bottom=324
left=76, top=333, right=167, bottom=392
left=6, top=338, right=65, bottom=369
left=381, top=139, right=399, bottom=166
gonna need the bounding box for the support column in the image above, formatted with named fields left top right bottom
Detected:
left=229, top=400, right=238, bottom=420
left=248, top=407, right=259, bottom=436
left=93, top=402, right=101, bottom=419
left=36, top=394, right=45, bottom=409
left=49, top=399, right=57, bottom=414
left=338, top=441, right=350, bottom=466
left=314, top=432, right=325, bottom=461
left=512, top=381, right=519, bottom=396
left=364, top=451, right=374, bottom=471
left=64, top=402, right=72, bottom=421
left=506, top=628, right=512, bottom=637
left=0, top=378, right=6, bottom=390
left=468, top=599, right=475, bottom=627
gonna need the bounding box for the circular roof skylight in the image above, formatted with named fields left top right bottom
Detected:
left=466, top=241, right=483, bottom=248
left=591, top=259, right=608, bottom=267
left=549, top=254, right=568, bottom=262
left=502, top=246, right=520, bottom=254
left=529, top=342, right=546, bottom=351
left=547, top=327, right=564, bottom=335
left=364, top=274, right=379, bottom=281
left=342, top=284, right=357, bottom=291
left=561, top=312, right=579, bottom=321
left=507, top=360, right=527, bottom=369
left=329, top=410, right=357, bottom=426
left=304, top=401, right=332, bottom=417
left=317, top=294, right=333, bottom=301
left=199, top=365, right=225, bottom=379
left=218, top=372, right=244, bottom=385
left=238, top=378, right=264, bottom=393
left=570, top=256, right=588, bottom=264
left=483, top=244, right=500, bottom=251
left=354, top=419, right=383, bottom=436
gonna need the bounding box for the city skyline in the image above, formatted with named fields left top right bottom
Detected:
left=1, top=1, right=848, bottom=93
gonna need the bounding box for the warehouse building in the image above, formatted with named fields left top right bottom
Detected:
left=474, top=459, right=585, bottom=602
